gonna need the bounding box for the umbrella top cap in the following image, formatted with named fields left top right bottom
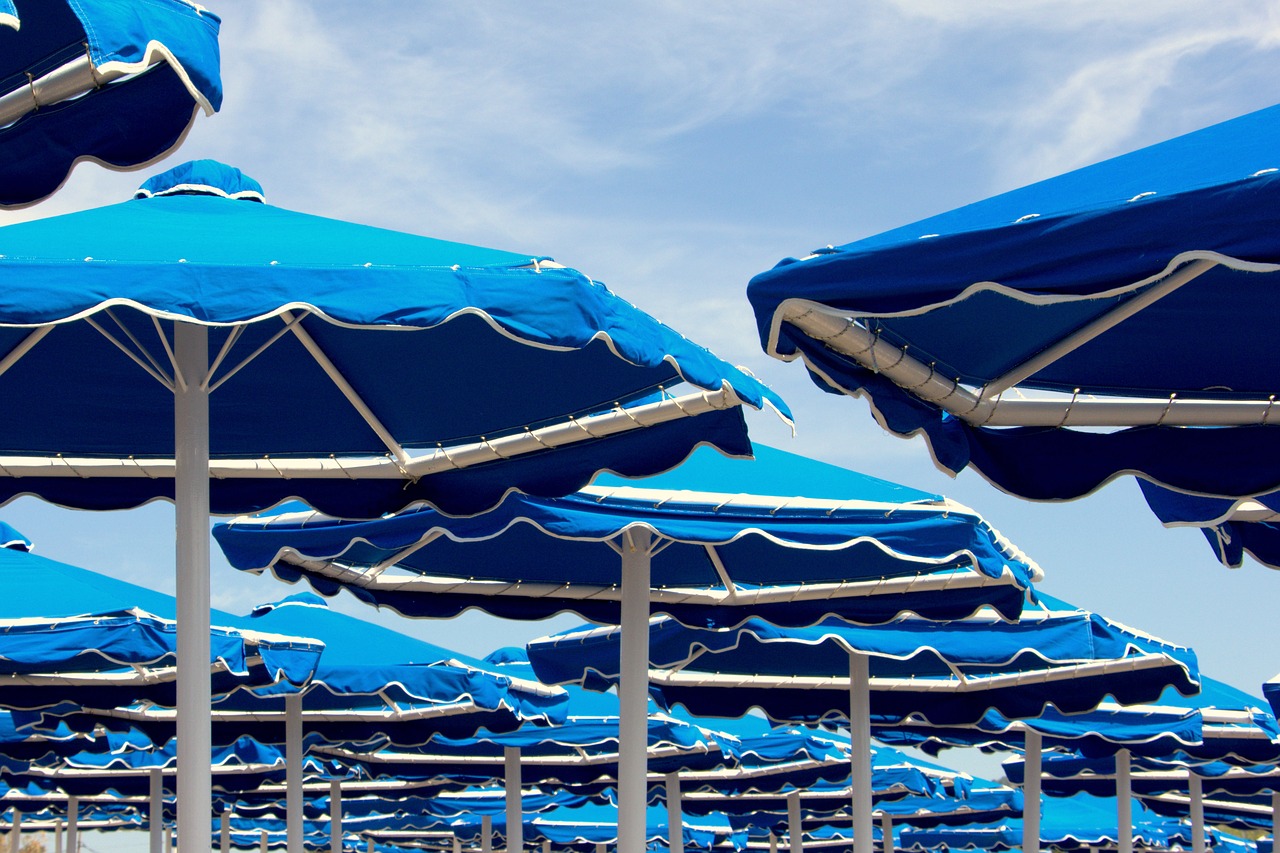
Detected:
left=133, top=159, right=265, bottom=203
left=248, top=591, right=327, bottom=617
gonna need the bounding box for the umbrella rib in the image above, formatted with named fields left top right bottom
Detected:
left=703, top=544, right=740, bottom=600
left=83, top=316, right=174, bottom=392
left=0, top=325, right=53, bottom=379
left=980, top=258, right=1217, bottom=398
left=206, top=312, right=310, bottom=394
left=281, top=309, right=411, bottom=467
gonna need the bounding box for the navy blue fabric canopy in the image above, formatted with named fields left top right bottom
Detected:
left=526, top=596, right=1199, bottom=726
left=214, top=444, right=1039, bottom=627
left=0, top=535, right=322, bottom=711
left=0, top=0, right=220, bottom=207
left=320, top=648, right=737, bottom=788
left=0, top=159, right=785, bottom=517
left=43, top=594, right=567, bottom=748
left=880, top=677, right=1279, bottom=767
left=1140, top=482, right=1280, bottom=570
left=748, top=102, right=1280, bottom=518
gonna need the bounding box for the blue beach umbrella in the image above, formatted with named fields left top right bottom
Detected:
left=746, top=101, right=1280, bottom=554
left=0, top=0, right=221, bottom=207
left=213, top=444, right=1040, bottom=628
left=0, top=157, right=784, bottom=853
left=528, top=594, right=1197, bottom=853
left=213, top=441, right=1032, bottom=853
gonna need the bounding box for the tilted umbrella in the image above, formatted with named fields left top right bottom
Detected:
left=0, top=0, right=220, bottom=207
left=0, top=157, right=783, bottom=853
left=746, top=101, right=1280, bottom=563
left=527, top=595, right=1198, bottom=853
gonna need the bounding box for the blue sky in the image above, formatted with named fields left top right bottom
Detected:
left=5, top=0, right=1280, bottom=805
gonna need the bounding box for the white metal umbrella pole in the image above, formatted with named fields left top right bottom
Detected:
left=258, top=829, right=268, bottom=853
left=787, top=791, right=802, bottom=853
left=1116, top=748, right=1132, bottom=853
left=481, top=815, right=493, bottom=853
left=848, top=652, right=872, bottom=853
left=66, top=796, right=78, bottom=853
left=505, top=746, right=523, bottom=853
left=54, top=819, right=62, bottom=853
left=150, top=767, right=164, bottom=853
left=330, top=779, right=342, bottom=853
left=286, top=692, right=304, bottom=853
left=879, top=813, right=893, bottom=853
left=1188, top=771, right=1205, bottom=853
left=1273, top=791, right=1280, bottom=847
left=175, top=321, right=212, bottom=853
left=1022, top=729, right=1042, bottom=853
left=9, top=807, right=20, bottom=853
left=220, top=810, right=231, bottom=853
left=618, top=527, right=653, bottom=853
left=666, top=772, right=683, bottom=853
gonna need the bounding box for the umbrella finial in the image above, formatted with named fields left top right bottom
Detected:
left=134, top=160, right=265, bottom=202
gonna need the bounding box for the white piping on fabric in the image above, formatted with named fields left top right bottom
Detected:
left=575, top=484, right=955, bottom=515
left=134, top=183, right=265, bottom=202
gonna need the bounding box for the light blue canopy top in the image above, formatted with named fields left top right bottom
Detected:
left=0, top=0, right=221, bottom=207
left=0, top=160, right=785, bottom=517
left=526, top=594, right=1199, bottom=726
left=748, top=102, right=1280, bottom=513
left=0, top=531, right=322, bottom=712
left=213, top=444, right=1039, bottom=627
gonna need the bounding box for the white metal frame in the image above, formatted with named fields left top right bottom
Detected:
left=775, top=259, right=1280, bottom=428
